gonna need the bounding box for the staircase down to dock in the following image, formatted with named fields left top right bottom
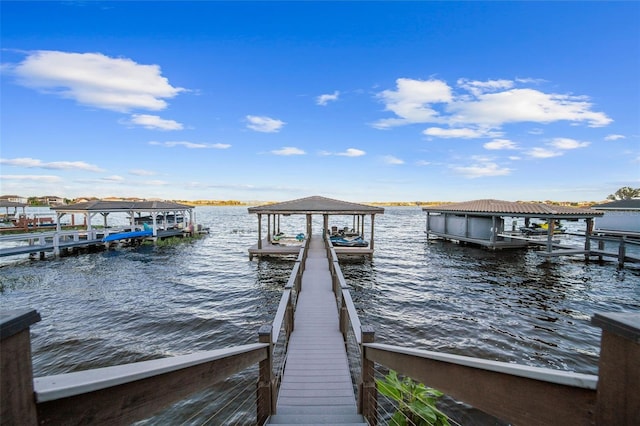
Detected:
left=266, top=236, right=367, bottom=425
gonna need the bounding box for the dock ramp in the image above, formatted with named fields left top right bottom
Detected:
left=267, top=236, right=367, bottom=425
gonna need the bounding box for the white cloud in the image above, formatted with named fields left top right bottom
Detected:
left=8, top=50, right=184, bottom=112
left=0, top=157, right=103, bottom=172
left=272, top=147, right=305, bottom=156
left=604, top=134, right=625, bottom=141
left=527, top=147, right=562, bottom=158
left=373, top=78, right=452, bottom=128
left=423, top=127, right=494, bottom=139
left=316, top=91, right=340, bottom=106
left=129, top=169, right=157, bottom=176
left=549, top=137, right=589, bottom=150
left=449, top=88, right=612, bottom=128
left=373, top=78, right=612, bottom=135
left=452, top=162, right=512, bottom=178
left=142, top=180, right=169, bottom=186
left=484, top=139, right=518, bottom=150
left=246, top=115, right=285, bottom=133
left=416, top=160, right=431, bottom=166
left=382, top=155, right=404, bottom=165
left=130, top=114, right=183, bottom=131
left=149, top=141, right=230, bottom=149
left=457, top=78, right=514, bottom=96
left=101, top=175, right=125, bottom=182
left=1, top=174, right=62, bottom=183
left=337, top=148, right=366, bottom=157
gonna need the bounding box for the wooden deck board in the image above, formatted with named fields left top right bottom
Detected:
left=275, top=236, right=358, bottom=413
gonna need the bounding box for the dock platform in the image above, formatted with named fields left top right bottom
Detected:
left=268, top=236, right=366, bottom=425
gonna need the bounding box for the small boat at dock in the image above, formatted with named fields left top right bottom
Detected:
left=102, top=230, right=153, bottom=242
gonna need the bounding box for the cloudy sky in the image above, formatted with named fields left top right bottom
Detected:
left=1, top=1, right=638, bottom=202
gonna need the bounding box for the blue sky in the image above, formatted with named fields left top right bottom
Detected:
left=1, top=1, right=638, bottom=203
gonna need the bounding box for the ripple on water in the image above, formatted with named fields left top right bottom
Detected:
left=1, top=206, right=638, bottom=422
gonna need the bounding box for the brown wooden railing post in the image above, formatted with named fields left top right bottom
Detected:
left=359, top=325, right=377, bottom=426
left=339, top=297, right=348, bottom=340
left=592, top=312, right=640, bottom=425
left=257, top=325, right=274, bottom=424
left=1, top=308, right=41, bottom=426
left=285, top=295, right=294, bottom=338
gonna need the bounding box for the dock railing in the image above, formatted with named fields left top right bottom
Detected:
left=3, top=233, right=638, bottom=425
left=0, top=229, right=105, bottom=259
left=257, top=237, right=309, bottom=423
left=324, top=234, right=639, bottom=426
left=1, top=308, right=270, bottom=425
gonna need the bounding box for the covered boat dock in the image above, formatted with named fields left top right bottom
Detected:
left=247, top=195, right=384, bottom=259
left=53, top=200, right=198, bottom=238
left=422, top=199, right=605, bottom=258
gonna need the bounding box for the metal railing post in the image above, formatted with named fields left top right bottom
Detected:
left=359, top=325, right=377, bottom=426
left=257, top=325, right=274, bottom=424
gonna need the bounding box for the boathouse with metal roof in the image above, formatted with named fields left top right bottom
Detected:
left=422, top=199, right=604, bottom=256
left=592, top=199, right=640, bottom=234
left=247, top=195, right=384, bottom=259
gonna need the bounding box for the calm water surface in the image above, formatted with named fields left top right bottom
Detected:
left=1, top=206, right=638, bottom=423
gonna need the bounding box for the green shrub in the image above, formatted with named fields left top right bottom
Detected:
left=376, top=370, right=450, bottom=426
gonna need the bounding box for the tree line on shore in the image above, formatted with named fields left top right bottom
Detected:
left=13, top=186, right=639, bottom=207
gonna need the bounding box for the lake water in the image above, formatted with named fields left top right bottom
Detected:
left=1, top=206, right=638, bottom=424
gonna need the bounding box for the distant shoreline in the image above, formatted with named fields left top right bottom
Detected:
left=176, top=200, right=600, bottom=208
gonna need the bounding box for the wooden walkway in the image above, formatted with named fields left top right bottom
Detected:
left=0, top=229, right=187, bottom=259
left=268, top=236, right=366, bottom=425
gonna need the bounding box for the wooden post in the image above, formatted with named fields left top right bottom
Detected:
left=370, top=214, right=376, bottom=253
left=618, top=236, right=626, bottom=268
left=257, top=325, right=274, bottom=424
left=285, top=296, right=294, bottom=338
left=584, top=218, right=593, bottom=261
left=339, top=297, right=348, bottom=339
left=546, top=218, right=555, bottom=253
left=257, top=213, right=262, bottom=250
left=359, top=325, right=377, bottom=426
left=592, top=312, right=640, bottom=425
left=1, top=309, right=41, bottom=426
left=598, top=240, right=605, bottom=262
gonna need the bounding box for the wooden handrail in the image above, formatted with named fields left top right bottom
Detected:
left=34, top=343, right=268, bottom=424
left=364, top=342, right=597, bottom=425
left=362, top=312, right=640, bottom=426
left=271, top=288, right=292, bottom=344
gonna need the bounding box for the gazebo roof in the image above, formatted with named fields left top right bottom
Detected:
left=52, top=200, right=193, bottom=214
left=248, top=196, right=384, bottom=215
left=0, top=201, right=28, bottom=208
left=422, top=199, right=602, bottom=218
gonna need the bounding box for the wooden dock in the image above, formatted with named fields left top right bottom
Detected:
left=0, top=229, right=189, bottom=260
left=267, top=236, right=366, bottom=425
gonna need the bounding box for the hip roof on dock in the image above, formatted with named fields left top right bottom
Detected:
left=422, top=199, right=602, bottom=219
left=248, top=195, right=384, bottom=215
